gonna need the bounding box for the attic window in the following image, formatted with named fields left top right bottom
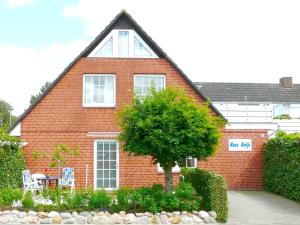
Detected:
left=89, top=30, right=158, bottom=58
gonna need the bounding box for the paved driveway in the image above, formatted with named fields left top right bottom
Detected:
left=228, top=191, right=300, bottom=225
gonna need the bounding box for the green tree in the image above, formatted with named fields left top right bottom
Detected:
left=0, top=99, right=17, bottom=129
left=118, top=87, right=224, bottom=192
left=30, top=81, right=51, bottom=105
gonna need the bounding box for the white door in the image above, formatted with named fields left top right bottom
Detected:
left=94, top=140, right=119, bottom=190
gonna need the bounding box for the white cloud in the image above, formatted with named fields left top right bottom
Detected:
left=4, top=0, right=36, bottom=8
left=0, top=40, right=88, bottom=115
left=62, top=0, right=300, bottom=85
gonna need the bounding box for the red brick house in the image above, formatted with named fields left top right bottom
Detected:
left=9, top=11, right=267, bottom=190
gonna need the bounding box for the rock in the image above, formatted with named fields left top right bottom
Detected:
left=49, top=211, right=60, bottom=218
left=40, top=218, right=52, bottom=224
left=0, top=216, right=10, bottom=224
left=96, top=211, right=105, bottom=216
left=119, top=211, right=126, bottom=217
left=145, top=212, right=153, bottom=217
left=79, top=211, right=90, bottom=217
left=159, top=214, right=169, bottom=224
left=187, top=212, right=193, bottom=217
left=18, top=211, right=27, bottom=218
left=123, top=213, right=136, bottom=224
left=167, top=213, right=173, bottom=218
left=52, top=215, right=63, bottom=224
left=38, top=212, right=49, bottom=219
left=136, top=215, right=150, bottom=224
left=203, top=216, right=216, bottom=224
left=28, top=211, right=38, bottom=217
left=173, top=211, right=180, bottom=216
left=111, top=213, right=123, bottom=224
left=63, top=218, right=75, bottom=224
left=60, top=212, right=72, bottom=219
left=192, top=210, right=198, bottom=215
left=87, top=215, right=93, bottom=224
left=75, top=216, right=87, bottom=224
left=11, top=209, right=20, bottom=215
left=93, top=215, right=109, bottom=224
left=28, top=216, right=40, bottom=224
left=161, top=211, right=167, bottom=215
left=72, top=212, right=78, bottom=217
left=208, top=211, right=217, bottom=219
left=170, top=216, right=181, bottom=224
left=181, top=215, right=193, bottom=224
left=9, top=217, right=19, bottom=224
left=105, top=211, right=111, bottom=217
left=90, top=211, right=96, bottom=216
left=181, top=211, right=187, bottom=216
left=21, top=216, right=31, bottom=224
left=0, top=210, right=10, bottom=216
left=198, top=211, right=209, bottom=219
left=136, top=212, right=144, bottom=217
left=151, top=215, right=161, bottom=224
left=192, top=215, right=203, bottom=224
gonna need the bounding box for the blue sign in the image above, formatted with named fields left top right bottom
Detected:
left=228, top=139, right=252, bottom=151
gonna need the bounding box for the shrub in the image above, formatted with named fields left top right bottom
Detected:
left=182, top=168, right=228, bottom=223
left=89, top=190, right=111, bottom=210
left=175, top=182, right=200, bottom=211
left=64, top=189, right=91, bottom=210
left=0, top=130, right=25, bottom=188
left=22, top=192, right=34, bottom=209
left=264, top=131, right=300, bottom=202
left=0, top=188, right=22, bottom=207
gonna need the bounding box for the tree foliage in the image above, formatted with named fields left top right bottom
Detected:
left=0, top=99, right=17, bottom=129
left=30, top=81, right=52, bottom=105
left=118, top=87, right=224, bottom=192
left=0, top=127, right=25, bottom=188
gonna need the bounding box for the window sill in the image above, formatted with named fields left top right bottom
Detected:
left=82, top=104, right=116, bottom=108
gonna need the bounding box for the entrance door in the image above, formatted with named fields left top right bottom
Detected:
left=94, top=140, right=119, bottom=190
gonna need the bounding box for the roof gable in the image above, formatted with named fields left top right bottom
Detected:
left=9, top=10, right=223, bottom=133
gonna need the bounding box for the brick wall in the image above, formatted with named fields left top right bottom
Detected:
left=21, top=58, right=267, bottom=190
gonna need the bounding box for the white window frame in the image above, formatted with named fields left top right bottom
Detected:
left=93, top=140, right=119, bottom=191
left=82, top=74, right=116, bottom=108
left=89, top=29, right=158, bottom=58
left=134, top=74, right=166, bottom=97
left=157, top=158, right=198, bottom=173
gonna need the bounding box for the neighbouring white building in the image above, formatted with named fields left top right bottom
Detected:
left=195, top=77, right=300, bottom=137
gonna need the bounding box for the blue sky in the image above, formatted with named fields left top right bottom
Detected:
left=0, top=0, right=86, bottom=47
left=1, top=0, right=300, bottom=115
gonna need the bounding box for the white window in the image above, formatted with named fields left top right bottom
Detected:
left=157, top=158, right=198, bottom=173
left=83, top=74, right=116, bottom=107
left=273, top=104, right=290, bottom=117
left=134, top=75, right=165, bottom=97
left=89, top=29, right=158, bottom=58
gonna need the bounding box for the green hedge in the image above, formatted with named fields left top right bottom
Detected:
left=0, top=129, right=25, bottom=188
left=181, top=168, right=228, bottom=223
left=264, top=131, right=300, bottom=202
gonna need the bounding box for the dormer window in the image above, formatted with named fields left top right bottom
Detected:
left=89, top=29, right=158, bottom=58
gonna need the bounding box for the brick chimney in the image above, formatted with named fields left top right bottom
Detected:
left=280, top=77, right=293, bottom=88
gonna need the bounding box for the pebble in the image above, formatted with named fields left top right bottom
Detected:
left=52, top=215, right=63, bottom=224
left=75, top=216, right=87, bottom=224
left=208, top=211, right=217, bottom=219
left=204, top=216, right=217, bottom=224
left=199, top=211, right=210, bottom=219
left=48, top=211, right=59, bottom=218
left=60, top=212, right=72, bottom=219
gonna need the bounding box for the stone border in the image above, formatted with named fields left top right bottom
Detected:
left=0, top=210, right=218, bottom=224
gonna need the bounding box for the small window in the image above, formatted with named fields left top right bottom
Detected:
left=134, top=75, right=165, bottom=97
left=118, top=31, right=129, bottom=57
left=95, top=37, right=113, bottom=57
left=134, top=37, right=152, bottom=57
left=83, top=75, right=115, bottom=107
left=273, top=104, right=290, bottom=117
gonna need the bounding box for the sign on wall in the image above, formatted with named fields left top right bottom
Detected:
left=228, top=139, right=252, bottom=151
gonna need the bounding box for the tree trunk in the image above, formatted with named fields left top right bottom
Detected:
left=164, top=166, right=173, bottom=193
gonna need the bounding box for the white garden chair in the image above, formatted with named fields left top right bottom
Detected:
left=22, top=170, right=44, bottom=195
left=58, top=168, right=75, bottom=192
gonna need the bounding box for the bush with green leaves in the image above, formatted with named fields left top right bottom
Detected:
left=0, top=188, right=22, bottom=208
left=264, top=131, right=300, bottom=202
left=64, top=189, right=92, bottom=210
left=182, top=168, right=228, bottom=223
left=89, top=190, right=111, bottom=210
left=0, top=129, right=25, bottom=188
left=22, top=192, right=34, bottom=210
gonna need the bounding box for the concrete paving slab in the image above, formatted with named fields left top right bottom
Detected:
left=228, top=191, right=300, bottom=225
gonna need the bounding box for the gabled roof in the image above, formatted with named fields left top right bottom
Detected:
left=195, top=82, right=300, bottom=103
left=9, top=10, right=224, bottom=133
